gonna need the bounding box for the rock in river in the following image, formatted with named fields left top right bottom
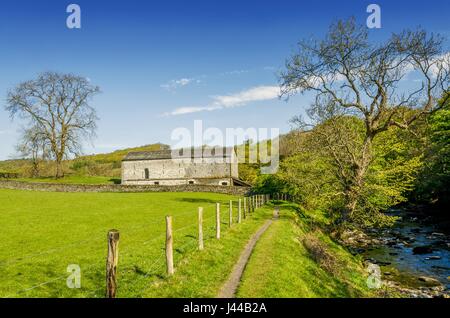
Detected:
left=418, top=276, right=442, bottom=286
left=425, top=256, right=441, bottom=260
left=412, top=246, right=433, bottom=255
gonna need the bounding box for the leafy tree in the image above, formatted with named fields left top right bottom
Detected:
left=413, top=92, right=450, bottom=207
left=280, top=18, right=449, bottom=225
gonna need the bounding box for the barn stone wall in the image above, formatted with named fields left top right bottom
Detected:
left=121, top=157, right=239, bottom=186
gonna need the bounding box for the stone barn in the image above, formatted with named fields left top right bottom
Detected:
left=121, top=147, right=249, bottom=186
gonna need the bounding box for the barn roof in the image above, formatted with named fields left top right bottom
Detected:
left=122, top=147, right=235, bottom=161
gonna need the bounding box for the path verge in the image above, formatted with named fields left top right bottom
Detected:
left=217, top=208, right=279, bottom=298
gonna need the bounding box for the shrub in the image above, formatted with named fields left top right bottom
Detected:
left=302, top=233, right=339, bottom=275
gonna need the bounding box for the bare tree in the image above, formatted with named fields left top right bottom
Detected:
left=16, top=126, right=51, bottom=178
left=280, top=18, right=449, bottom=222
left=6, top=72, right=100, bottom=178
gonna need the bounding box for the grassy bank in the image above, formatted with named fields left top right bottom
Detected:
left=237, top=202, right=374, bottom=298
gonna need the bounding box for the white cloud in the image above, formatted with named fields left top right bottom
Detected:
left=167, top=105, right=221, bottom=116
left=163, top=85, right=280, bottom=116
left=161, top=77, right=201, bottom=91
left=212, top=85, right=280, bottom=108
left=430, top=52, right=450, bottom=78
left=400, top=52, right=450, bottom=80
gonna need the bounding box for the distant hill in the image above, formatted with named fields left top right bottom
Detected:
left=0, top=143, right=170, bottom=178
left=77, top=143, right=170, bottom=164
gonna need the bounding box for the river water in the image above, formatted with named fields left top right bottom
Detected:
left=362, top=209, right=450, bottom=292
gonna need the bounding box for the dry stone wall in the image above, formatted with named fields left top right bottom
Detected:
left=0, top=180, right=249, bottom=195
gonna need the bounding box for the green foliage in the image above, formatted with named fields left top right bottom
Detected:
left=237, top=163, right=259, bottom=184
left=250, top=174, right=284, bottom=194
left=268, top=115, right=426, bottom=228
left=412, top=93, right=450, bottom=206
left=369, top=127, right=424, bottom=209
left=278, top=151, right=339, bottom=211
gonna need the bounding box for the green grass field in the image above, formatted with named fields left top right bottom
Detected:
left=0, top=189, right=264, bottom=298
left=15, top=175, right=119, bottom=184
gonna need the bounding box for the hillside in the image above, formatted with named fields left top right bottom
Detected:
left=0, top=143, right=170, bottom=180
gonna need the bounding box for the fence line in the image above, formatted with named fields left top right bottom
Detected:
left=3, top=194, right=283, bottom=298
left=2, top=202, right=222, bottom=267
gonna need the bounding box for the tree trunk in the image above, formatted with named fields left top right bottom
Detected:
left=55, top=156, right=64, bottom=179
left=31, top=160, right=39, bottom=178
left=342, top=135, right=374, bottom=223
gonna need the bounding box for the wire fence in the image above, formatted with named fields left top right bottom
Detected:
left=2, top=193, right=289, bottom=298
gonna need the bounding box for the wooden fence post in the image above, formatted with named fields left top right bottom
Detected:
left=216, top=203, right=221, bottom=239
left=238, top=199, right=242, bottom=223
left=243, top=197, right=247, bottom=219
left=165, top=216, right=174, bottom=275
left=198, top=207, right=204, bottom=250
left=229, top=200, right=233, bottom=227
left=106, top=229, right=119, bottom=298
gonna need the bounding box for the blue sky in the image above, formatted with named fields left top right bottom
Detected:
left=0, top=0, right=449, bottom=160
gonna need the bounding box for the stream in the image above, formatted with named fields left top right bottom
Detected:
left=361, top=208, right=450, bottom=296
